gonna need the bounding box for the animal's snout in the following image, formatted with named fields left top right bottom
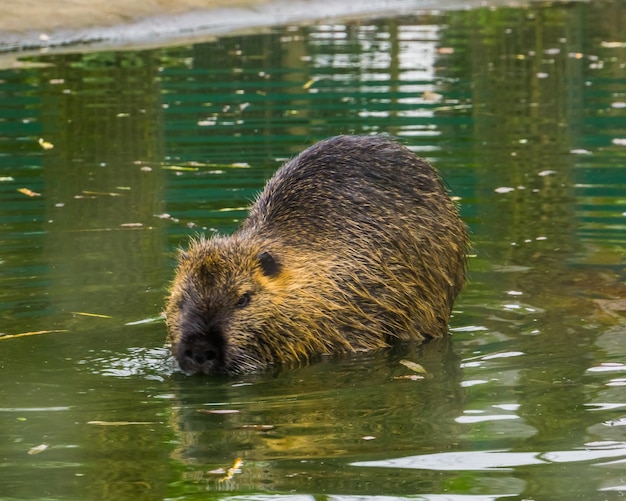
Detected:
left=176, top=324, right=225, bottom=374
left=183, top=338, right=218, bottom=364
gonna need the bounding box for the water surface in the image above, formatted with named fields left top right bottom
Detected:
left=2, top=1, right=626, bottom=499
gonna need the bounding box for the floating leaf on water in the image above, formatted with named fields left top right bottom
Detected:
left=28, top=443, right=48, bottom=455
left=423, top=91, right=443, bottom=102
left=198, top=409, right=240, bottom=414
left=162, top=165, right=199, bottom=171
left=17, top=187, right=41, bottom=197
left=538, top=169, right=557, bottom=177
left=601, top=41, right=626, bottom=48
left=491, top=264, right=531, bottom=273
left=71, top=311, right=113, bottom=319
left=82, top=190, right=121, bottom=197
left=87, top=421, right=157, bottom=426
left=218, top=458, right=243, bottom=483
left=399, top=359, right=428, bottom=374
left=393, top=374, right=425, bottom=381
left=38, top=137, right=54, bottom=149
left=362, top=435, right=377, bottom=440
left=494, top=186, right=515, bottom=194
left=302, top=78, right=317, bottom=89
left=0, top=176, right=14, bottom=182
left=0, top=329, right=68, bottom=340
left=239, top=424, right=275, bottom=431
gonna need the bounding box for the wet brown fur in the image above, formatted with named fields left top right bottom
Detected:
left=165, top=135, right=468, bottom=375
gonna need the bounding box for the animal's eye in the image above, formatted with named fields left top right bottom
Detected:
left=236, top=292, right=251, bottom=308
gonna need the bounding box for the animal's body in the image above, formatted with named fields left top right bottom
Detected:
left=165, top=135, right=468, bottom=375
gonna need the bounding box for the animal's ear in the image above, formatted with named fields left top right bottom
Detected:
left=257, top=251, right=280, bottom=277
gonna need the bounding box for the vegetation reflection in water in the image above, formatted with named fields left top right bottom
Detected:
left=1, top=1, right=626, bottom=500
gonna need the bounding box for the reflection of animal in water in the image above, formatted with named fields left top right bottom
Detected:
left=166, top=135, right=468, bottom=375
left=168, top=339, right=465, bottom=490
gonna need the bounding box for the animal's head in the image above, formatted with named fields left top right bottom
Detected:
left=165, top=236, right=287, bottom=375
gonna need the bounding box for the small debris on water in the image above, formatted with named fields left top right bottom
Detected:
left=71, top=311, right=113, bottom=319
left=538, top=170, right=557, bottom=176
left=422, top=91, right=443, bottom=102
left=38, top=137, right=54, bottom=149
left=17, top=187, right=41, bottom=197
left=393, top=374, right=425, bottom=381
left=87, top=421, right=157, bottom=426
left=28, top=444, right=48, bottom=455
left=207, top=458, right=243, bottom=482
left=162, top=165, right=199, bottom=171
left=602, top=41, right=626, bottom=48
left=82, top=190, right=121, bottom=197
left=399, top=359, right=428, bottom=374
left=198, top=409, right=240, bottom=414
left=302, top=78, right=317, bottom=89
left=1, top=329, right=68, bottom=340
left=239, top=424, right=275, bottom=431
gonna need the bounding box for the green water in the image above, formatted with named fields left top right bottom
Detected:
left=2, top=1, right=626, bottom=499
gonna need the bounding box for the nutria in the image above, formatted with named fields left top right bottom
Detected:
left=165, top=135, right=468, bottom=375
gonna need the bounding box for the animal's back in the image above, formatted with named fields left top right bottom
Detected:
left=240, top=135, right=467, bottom=339
left=243, top=136, right=445, bottom=238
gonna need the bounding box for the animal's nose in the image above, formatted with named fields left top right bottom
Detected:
left=183, top=337, right=218, bottom=365
left=176, top=325, right=225, bottom=374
